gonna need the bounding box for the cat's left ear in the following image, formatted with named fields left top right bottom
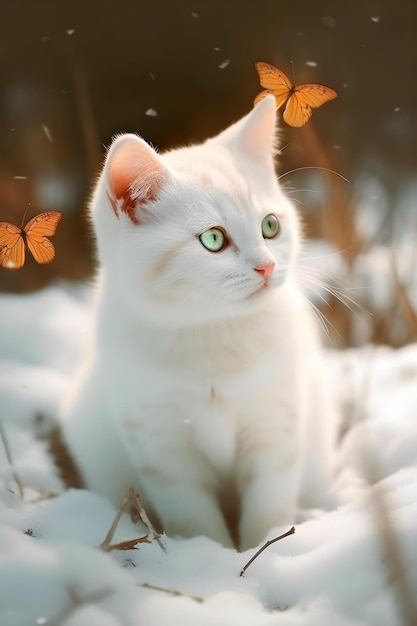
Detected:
left=104, top=134, right=167, bottom=224
left=217, top=95, right=278, bottom=166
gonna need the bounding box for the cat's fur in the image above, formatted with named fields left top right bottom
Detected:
left=61, top=96, right=337, bottom=550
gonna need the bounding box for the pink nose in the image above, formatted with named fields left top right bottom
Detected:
left=255, top=262, right=275, bottom=285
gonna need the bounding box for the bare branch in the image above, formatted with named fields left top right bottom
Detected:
left=139, top=582, right=203, bottom=603
left=99, top=490, right=132, bottom=551
left=240, top=526, right=295, bottom=576
left=127, top=487, right=166, bottom=552
left=365, top=456, right=417, bottom=626
left=103, top=535, right=151, bottom=552
left=0, top=417, right=24, bottom=498
left=99, top=487, right=166, bottom=553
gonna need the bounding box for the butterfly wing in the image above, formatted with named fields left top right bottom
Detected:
left=284, top=84, right=338, bottom=127
left=24, top=211, right=62, bottom=265
left=24, top=210, right=63, bottom=238
left=255, top=61, right=293, bottom=92
left=296, top=84, right=338, bottom=108
left=254, top=62, right=292, bottom=110
left=0, top=222, right=25, bottom=269
left=283, top=92, right=314, bottom=127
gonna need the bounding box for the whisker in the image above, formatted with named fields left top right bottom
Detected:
left=227, top=312, right=256, bottom=363
left=308, top=300, right=332, bottom=339
left=278, top=166, right=350, bottom=184
left=298, top=247, right=348, bottom=262
left=296, top=267, right=371, bottom=321
left=284, top=188, right=320, bottom=196
left=298, top=275, right=335, bottom=310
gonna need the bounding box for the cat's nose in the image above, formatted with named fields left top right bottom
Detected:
left=254, top=262, right=275, bottom=285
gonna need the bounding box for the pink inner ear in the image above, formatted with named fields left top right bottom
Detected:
left=107, top=137, right=165, bottom=224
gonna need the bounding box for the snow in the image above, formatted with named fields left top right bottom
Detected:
left=0, top=282, right=416, bottom=625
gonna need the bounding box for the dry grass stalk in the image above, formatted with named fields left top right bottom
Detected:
left=100, top=487, right=165, bottom=553
left=390, top=254, right=417, bottom=335
left=349, top=349, right=417, bottom=626
left=126, top=487, right=166, bottom=552
left=365, top=455, right=417, bottom=626
left=0, top=416, right=24, bottom=498
left=139, top=582, right=203, bottom=603
left=240, top=526, right=295, bottom=577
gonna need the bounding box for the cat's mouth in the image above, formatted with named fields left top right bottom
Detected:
left=249, top=272, right=286, bottom=298
left=249, top=281, right=272, bottom=298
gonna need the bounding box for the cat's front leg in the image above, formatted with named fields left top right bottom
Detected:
left=61, top=367, right=139, bottom=505
left=236, top=415, right=301, bottom=551
left=138, top=475, right=235, bottom=548
left=125, top=409, right=235, bottom=548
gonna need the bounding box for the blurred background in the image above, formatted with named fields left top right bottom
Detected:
left=1, top=0, right=416, bottom=346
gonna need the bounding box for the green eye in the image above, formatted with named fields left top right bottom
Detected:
left=261, top=214, right=280, bottom=239
left=199, top=228, right=226, bottom=252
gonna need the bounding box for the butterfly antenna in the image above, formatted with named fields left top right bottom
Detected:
left=20, top=202, right=31, bottom=228
left=290, top=59, right=296, bottom=84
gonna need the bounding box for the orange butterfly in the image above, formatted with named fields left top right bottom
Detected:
left=254, top=61, right=337, bottom=127
left=0, top=211, right=62, bottom=269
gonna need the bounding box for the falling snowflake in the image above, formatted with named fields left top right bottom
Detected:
left=370, top=16, right=381, bottom=23
left=145, top=108, right=158, bottom=117
left=65, top=29, right=75, bottom=36
left=42, top=124, right=53, bottom=142
left=13, top=176, right=27, bottom=180
left=305, top=61, right=318, bottom=67
left=218, top=59, right=230, bottom=69
left=321, top=15, right=336, bottom=28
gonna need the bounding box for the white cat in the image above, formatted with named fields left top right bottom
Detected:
left=61, top=95, right=337, bottom=550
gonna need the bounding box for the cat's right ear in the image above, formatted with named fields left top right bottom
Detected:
left=237, top=95, right=278, bottom=165
left=104, top=134, right=167, bottom=224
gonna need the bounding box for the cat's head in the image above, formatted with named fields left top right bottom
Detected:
left=92, top=95, right=300, bottom=327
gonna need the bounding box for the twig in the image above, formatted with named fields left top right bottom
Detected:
left=0, top=417, right=24, bottom=498
left=347, top=343, right=417, bottom=625
left=127, top=487, right=166, bottom=552
left=139, top=582, right=203, bottom=603
left=100, top=487, right=165, bottom=553
left=390, top=255, right=417, bottom=334
left=365, top=455, right=417, bottom=626
left=240, top=526, right=295, bottom=576
left=103, top=535, right=151, bottom=552
left=99, top=491, right=131, bottom=551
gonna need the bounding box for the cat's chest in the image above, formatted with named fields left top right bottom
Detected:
left=101, top=315, right=298, bottom=473
left=103, top=307, right=296, bottom=405
left=105, top=328, right=292, bottom=454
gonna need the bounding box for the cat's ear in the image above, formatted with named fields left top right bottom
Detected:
left=104, top=134, right=167, bottom=224
left=217, top=95, right=278, bottom=165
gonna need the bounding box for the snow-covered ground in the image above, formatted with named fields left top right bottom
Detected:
left=0, top=280, right=416, bottom=626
